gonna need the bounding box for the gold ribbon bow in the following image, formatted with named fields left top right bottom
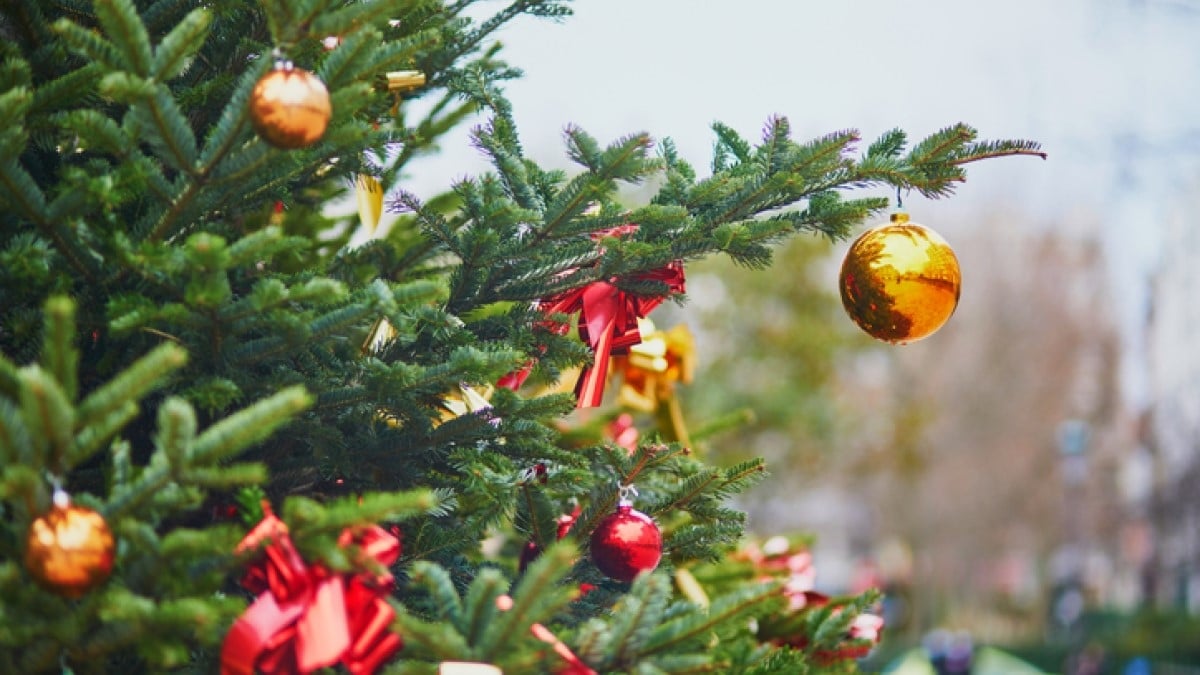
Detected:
left=614, top=318, right=695, bottom=446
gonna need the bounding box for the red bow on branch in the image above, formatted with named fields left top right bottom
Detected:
left=220, top=505, right=403, bottom=675
left=499, top=226, right=685, bottom=408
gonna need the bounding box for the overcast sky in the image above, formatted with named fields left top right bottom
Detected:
left=399, top=0, right=1200, bottom=405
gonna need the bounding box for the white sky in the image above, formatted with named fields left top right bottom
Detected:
left=398, top=0, right=1200, bottom=405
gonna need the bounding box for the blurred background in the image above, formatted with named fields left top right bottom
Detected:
left=395, top=1, right=1200, bottom=671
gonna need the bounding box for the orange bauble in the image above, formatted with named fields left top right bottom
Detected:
left=25, top=494, right=115, bottom=598
left=838, top=212, right=961, bottom=344
left=248, top=64, right=332, bottom=149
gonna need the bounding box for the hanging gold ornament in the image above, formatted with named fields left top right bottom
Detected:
left=362, top=316, right=398, bottom=356
left=433, top=383, right=494, bottom=426
left=249, top=62, right=332, bottom=149
left=24, top=490, right=115, bottom=598
left=838, top=213, right=961, bottom=344
left=356, top=174, right=384, bottom=234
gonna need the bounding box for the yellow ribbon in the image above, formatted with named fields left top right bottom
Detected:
left=376, top=383, right=494, bottom=430
left=364, top=319, right=493, bottom=429
left=614, top=319, right=695, bottom=445
left=434, top=383, right=494, bottom=426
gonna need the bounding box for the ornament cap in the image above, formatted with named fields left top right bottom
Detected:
left=387, top=70, right=427, bottom=93
left=890, top=212, right=910, bottom=224
left=617, top=482, right=638, bottom=507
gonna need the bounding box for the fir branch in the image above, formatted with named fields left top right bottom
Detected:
left=188, top=385, right=311, bottom=464
left=603, top=571, right=674, bottom=669
left=196, top=60, right=265, bottom=170
left=477, top=540, right=576, bottom=661
left=135, top=85, right=200, bottom=172
left=533, top=130, right=655, bottom=245
left=392, top=604, right=474, bottom=662
left=757, top=115, right=792, bottom=175
left=954, top=138, right=1047, bottom=163
left=445, top=0, right=571, bottom=73
left=461, top=567, right=509, bottom=647
left=288, top=490, right=444, bottom=540
left=40, top=296, right=79, bottom=403
left=309, top=0, right=389, bottom=38
left=639, top=582, right=784, bottom=657
left=50, top=17, right=124, bottom=71
left=649, top=467, right=720, bottom=515
left=0, top=353, right=21, bottom=401
left=93, top=0, right=154, bottom=76
left=177, top=462, right=267, bottom=487
left=865, top=127, right=907, bottom=159
left=67, top=400, right=138, bottom=467
left=0, top=159, right=98, bottom=281
left=711, top=121, right=752, bottom=171
left=0, top=87, right=31, bottom=155
left=17, top=366, right=75, bottom=474
left=76, top=342, right=187, bottom=429
left=150, top=7, right=211, bottom=81
left=318, top=25, right=382, bottom=89
left=154, top=396, right=196, bottom=470
left=407, top=560, right=464, bottom=623
left=0, top=397, right=34, bottom=467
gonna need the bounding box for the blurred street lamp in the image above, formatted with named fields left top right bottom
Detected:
left=1051, top=419, right=1091, bottom=637
left=1058, top=419, right=1091, bottom=486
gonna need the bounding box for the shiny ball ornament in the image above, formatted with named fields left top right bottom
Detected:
left=838, top=213, right=961, bottom=344
left=249, top=64, right=332, bottom=149
left=589, top=504, right=662, bottom=582
left=25, top=493, right=115, bottom=598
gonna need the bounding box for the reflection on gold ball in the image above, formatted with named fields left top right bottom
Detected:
left=839, top=213, right=961, bottom=344
left=25, top=499, right=115, bottom=598
left=249, top=65, right=332, bottom=149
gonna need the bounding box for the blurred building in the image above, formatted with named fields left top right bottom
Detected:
left=1143, top=196, right=1200, bottom=612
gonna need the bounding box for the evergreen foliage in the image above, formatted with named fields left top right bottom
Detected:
left=0, top=1, right=1041, bottom=672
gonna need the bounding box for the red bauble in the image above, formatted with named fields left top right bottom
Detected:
left=589, top=505, right=662, bottom=582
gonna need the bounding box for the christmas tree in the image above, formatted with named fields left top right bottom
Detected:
left=0, top=1, right=1043, bottom=673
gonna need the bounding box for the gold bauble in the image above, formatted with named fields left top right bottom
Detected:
left=248, top=64, right=332, bottom=149
left=838, top=213, right=961, bottom=344
left=25, top=494, right=115, bottom=598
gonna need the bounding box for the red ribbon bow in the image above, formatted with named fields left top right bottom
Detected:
left=221, top=506, right=403, bottom=675
left=499, top=226, right=685, bottom=408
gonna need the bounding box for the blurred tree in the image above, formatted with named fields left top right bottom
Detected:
left=682, top=233, right=868, bottom=480
left=868, top=224, right=1124, bottom=641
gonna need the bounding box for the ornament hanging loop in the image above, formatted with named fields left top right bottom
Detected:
left=45, top=473, right=67, bottom=507
left=617, top=483, right=638, bottom=506
left=895, top=186, right=904, bottom=211
left=270, top=46, right=293, bottom=71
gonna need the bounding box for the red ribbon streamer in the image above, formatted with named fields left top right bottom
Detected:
left=499, top=256, right=685, bottom=408
left=221, top=505, right=402, bottom=675
left=531, top=622, right=597, bottom=675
